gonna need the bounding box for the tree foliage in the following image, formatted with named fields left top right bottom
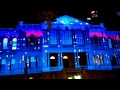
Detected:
left=38, top=10, right=57, bottom=22
left=38, top=10, right=58, bottom=30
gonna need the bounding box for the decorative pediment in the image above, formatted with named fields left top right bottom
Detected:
left=40, top=15, right=90, bottom=30
left=55, top=15, right=85, bottom=24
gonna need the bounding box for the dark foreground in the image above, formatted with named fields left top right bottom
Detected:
left=0, top=69, right=120, bottom=79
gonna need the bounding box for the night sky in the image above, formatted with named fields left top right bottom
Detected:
left=0, top=0, right=120, bottom=30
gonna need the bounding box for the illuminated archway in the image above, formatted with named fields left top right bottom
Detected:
left=1, top=59, right=7, bottom=70
left=3, top=38, right=8, bottom=49
left=12, top=38, right=17, bottom=50
left=10, top=59, right=18, bottom=70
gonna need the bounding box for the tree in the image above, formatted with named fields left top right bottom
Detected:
left=38, top=11, right=57, bottom=30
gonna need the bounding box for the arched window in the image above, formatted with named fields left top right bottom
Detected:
left=3, top=38, right=8, bottom=49
left=11, top=59, right=15, bottom=64
left=11, top=59, right=16, bottom=70
left=1, top=59, right=6, bottom=64
left=12, top=38, right=17, bottom=50
left=1, top=59, right=7, bottom=70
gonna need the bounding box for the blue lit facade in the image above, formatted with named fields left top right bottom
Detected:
left=0, top=15, right=120, bottom=76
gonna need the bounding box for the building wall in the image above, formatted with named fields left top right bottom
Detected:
left=0, top=15, right=120, bottom=76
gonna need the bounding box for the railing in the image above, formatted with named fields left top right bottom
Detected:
left=27, top=68, right=42, bottom=74
left=63, top=68, right=86, bottom=72
left=112, top=66, right=120, bottom=69
left=50, top=67, right=63, bottom=71
left=0, top=69, right=24, bottom=76
left=0, top=68, right=42, bottom=76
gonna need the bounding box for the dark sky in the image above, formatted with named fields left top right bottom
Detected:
left=0, top=0, right=120, bottom=30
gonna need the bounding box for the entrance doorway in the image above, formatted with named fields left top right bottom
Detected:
left=62, top=53, right=75, bottom=68
left=50, top=53, right=58, bottom=67
left=78, top=52, right=87, bottom=66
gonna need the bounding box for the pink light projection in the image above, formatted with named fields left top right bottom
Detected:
left=103, top=33, right=107, bottom=37
left=26, top=31, right=43, bottom=37
left=89, top=32, right=120, bottom=41
left=107, top=35, right=120, bottom=40
left=115, top=36, right=120, bottom=40
left=89, top=32, right=105, bottom=37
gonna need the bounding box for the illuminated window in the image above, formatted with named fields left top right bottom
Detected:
left=11, top=59, right=15, bottom=64
left=1, top=59, right=6, bottom=64
left=75, top=31, right=84, bottom=45
left=12, top=38, right=17, bottom=50
left=30, top=57, right=35, bottom=62
left=49, top=31, right=57, bottom=44
left=60, top=31, right=72, bottom=45
left=3, top=38, right=8, bottom=49
left=29, top=57, right=36, bottom=68
left=93, top=55, right=104, bottom=65
left=1, top=59, right=7, bottom=70
left=10, top=59, right=17, bottom=70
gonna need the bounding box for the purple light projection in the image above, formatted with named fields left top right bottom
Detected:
left=26, top=31, right=43, bottom=37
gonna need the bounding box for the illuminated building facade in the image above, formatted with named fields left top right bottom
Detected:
left=0, top=15, right=120, bottom=77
